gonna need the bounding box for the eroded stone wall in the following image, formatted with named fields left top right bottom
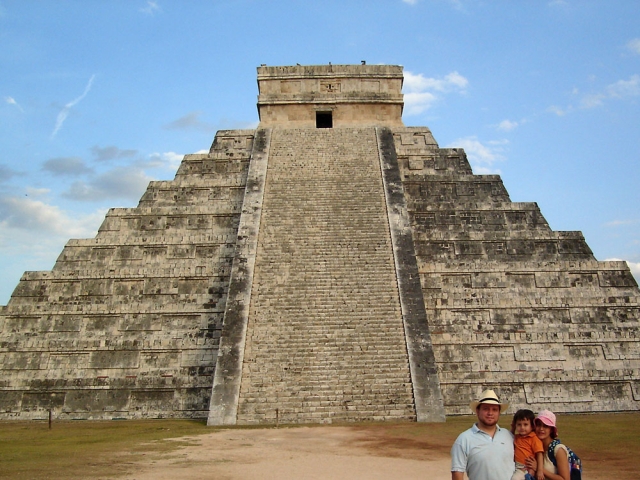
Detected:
left=0, top=130, right=255, bottom=420
left=393, top=126, right=640, bottom=414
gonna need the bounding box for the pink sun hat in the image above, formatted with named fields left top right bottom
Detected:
left=536, top=409, right=558, bottom=435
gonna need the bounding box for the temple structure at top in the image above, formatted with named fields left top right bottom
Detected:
left=256, top=64, right=404, bottom=127
left=1, top=64, right=639, bottom=425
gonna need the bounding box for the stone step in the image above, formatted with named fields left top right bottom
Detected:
left=235, top=127, right=415, bottom=424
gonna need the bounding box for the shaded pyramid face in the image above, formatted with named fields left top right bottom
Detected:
left=1, top=65, right=639, bottom=423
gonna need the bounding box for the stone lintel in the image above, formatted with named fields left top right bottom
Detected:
left=257, top=64, right=404, bottom=79
left=207, top=129, right=270, bottom=426
left=257, top=96, right=403, bottom=105
left=376, top=126, right=446, bottom=422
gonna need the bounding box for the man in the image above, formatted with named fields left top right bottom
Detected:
left=451, top=389, right=515, bottom=480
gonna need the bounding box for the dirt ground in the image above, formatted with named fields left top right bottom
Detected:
left=120, top=422, right=624, bottom=480
left=122, top=426, right=455, bottom=480
left=2, top=414, right=634, bottom=479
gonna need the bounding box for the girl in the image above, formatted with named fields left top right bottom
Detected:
left=525, top=410, right=570, bottom=480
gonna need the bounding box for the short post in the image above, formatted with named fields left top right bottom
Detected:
left=275, top=408, right=279, bottom=428
left=48, top=409, right=52, bottom=430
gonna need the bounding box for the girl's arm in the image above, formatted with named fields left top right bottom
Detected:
left=543, top=447, right=570, bottom=480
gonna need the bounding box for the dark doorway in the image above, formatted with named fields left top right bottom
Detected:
left=316, top=112, right=333, bottom=128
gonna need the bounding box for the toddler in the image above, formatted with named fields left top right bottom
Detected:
left=511, top=409, right=544, bottom=480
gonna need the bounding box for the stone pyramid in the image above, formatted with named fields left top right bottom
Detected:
left=1, top=64, right=639, bottom=425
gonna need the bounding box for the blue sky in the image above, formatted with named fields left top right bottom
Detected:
left=1, top=0, right=639, bottom=304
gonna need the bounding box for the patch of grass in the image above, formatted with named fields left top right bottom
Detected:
left=1, top=413, right=638, bottom=479
left=546, top=412, right=640, bottom=478
left=0, top=419, right=210, bottom=479
left=353, top=412, right=640, bottom=477
left=350, top=416, right=481, bottom=459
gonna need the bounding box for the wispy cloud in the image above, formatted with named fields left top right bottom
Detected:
left=163, top=111, right=217, bottom=132
left=402, top=0, right=418, bottom=5
left=579, top=93, right=605, bottom=109
left=548, top=72, right=640, bottom=115
left=577, top=74, right=640, bottom=109
left=91, top=145, right=138, bottom=162
left=42, top=157, right=93, bottom=176
left=405, top=71, right=468, bottom=92
left=547, top=105, right=571, bottom=116
left=0, top=196, right=106, bottom=290
left=26, top=187, right=50, bottom=197
left=446, top=136, right=506, bottom=174
left=0, top=195, right=104, bottom=237
left=51, top=74, right=96, bottom=139
left=0, top=164, right=23, bottom=182
left=62, top=166, right=152, bottom=202
left=144, top=152, right=183, bottom=171
left=403, top=71, right=468, bottom=115
left=497, top=119, right=519, bottom=132
left=607, top=75, right=640, bottom=98
left=140, top=1, right=161, bottom=15
left=627, top=38, right=640, bottom=55
left=4, top=96, right=24, bottom=112
left=605, top=219, right=638, bottom=227
left=220, top=118, right=259, bottom=130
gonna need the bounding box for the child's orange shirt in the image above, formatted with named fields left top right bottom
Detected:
left=514, top=431, right=544, bottom=464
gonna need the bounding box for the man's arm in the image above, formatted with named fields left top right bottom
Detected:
left=450, top=437, right=467, bottom=480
